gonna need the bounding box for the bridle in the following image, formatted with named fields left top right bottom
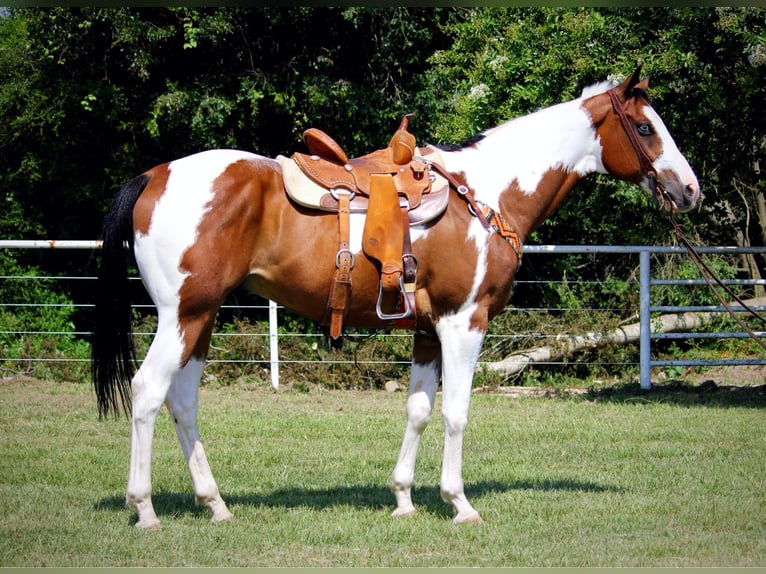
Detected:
left=607, top=88, right=662, bottom=206
left=608, top=88, right=766, bottom=352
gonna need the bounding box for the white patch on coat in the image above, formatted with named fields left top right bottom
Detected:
left=440, top=97, right=602, bottom=207
left=134, top=149, right=260, bottom=322
left=641, top=104, right=699, bottom=190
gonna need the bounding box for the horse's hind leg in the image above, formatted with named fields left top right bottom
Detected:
left=126, top=311, right=185, bottom=529
left=165, top=353, right=233, bottom=524
left=126, top=305, right=231, bottom=528
left=390, top=331, right=441, bottom=516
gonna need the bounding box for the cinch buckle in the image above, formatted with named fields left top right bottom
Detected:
left=330, top=188, right=356, bottom=202
left=335, top=248, right=355, bottom=269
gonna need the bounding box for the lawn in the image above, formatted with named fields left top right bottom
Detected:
left=0, top=375, right=764, bottom=567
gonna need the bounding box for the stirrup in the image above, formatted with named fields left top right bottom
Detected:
left=375, top=275, right=413, bottom=321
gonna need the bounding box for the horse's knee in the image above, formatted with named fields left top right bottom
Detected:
left=442, top=408, right=468, bottom=436
left=406, top=392, right=433, bottom=432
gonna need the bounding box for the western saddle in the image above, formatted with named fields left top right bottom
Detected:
left=288, top=114, right=440, bottom=339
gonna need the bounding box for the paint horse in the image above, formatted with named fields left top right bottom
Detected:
left=92, top=71, right=699, bottom=529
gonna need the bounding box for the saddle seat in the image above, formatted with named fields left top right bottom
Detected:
left=279, top=144, right=448, bottom=226
left=293, top=114, right=433, bottom=209
left=279, top=115, right=450, bottom=339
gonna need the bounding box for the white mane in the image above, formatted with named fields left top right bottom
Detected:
left=579, top=80, right=615, bottom=99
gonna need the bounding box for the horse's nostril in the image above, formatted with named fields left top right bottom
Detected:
left=685, top=184, right=698, bottom=197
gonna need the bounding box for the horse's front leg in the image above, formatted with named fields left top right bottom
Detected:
left=436, top=316, right=485, bottom=523
left=390, top=331, right=441, bottom=517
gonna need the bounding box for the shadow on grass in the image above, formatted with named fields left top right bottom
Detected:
left=583, top=380, right=766, bottom=408
left=94, top=477, right=618, bottom=522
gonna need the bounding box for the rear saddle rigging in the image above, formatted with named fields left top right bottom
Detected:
left=282, top=114, right=448, bottom=339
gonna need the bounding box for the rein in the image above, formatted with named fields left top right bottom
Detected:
left=667, top=216, right=766, bottom=352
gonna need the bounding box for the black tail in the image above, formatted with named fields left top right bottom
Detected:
left=92, top=174, right=150, bottom=418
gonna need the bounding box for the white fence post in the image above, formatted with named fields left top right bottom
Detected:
left=269, top=299, right=279, bottom=390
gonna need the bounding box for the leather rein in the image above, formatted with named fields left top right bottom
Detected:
left=608, top=88, right=766, bottom=352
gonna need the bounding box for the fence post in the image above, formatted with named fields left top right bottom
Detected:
left=639, top=249, right=652, bottom=389
left=269, top=300, right=279, bottom=390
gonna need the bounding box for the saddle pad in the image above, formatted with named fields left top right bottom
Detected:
left=277, top=146, right=450, bottom=226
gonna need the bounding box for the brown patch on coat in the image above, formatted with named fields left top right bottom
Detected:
left=133, top=165, right=171, bottom=237
left=176, top=159, right=278, bottom=363
left=583, top=90, right=663, bottom=183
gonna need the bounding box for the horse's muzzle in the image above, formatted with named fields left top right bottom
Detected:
left=655, top=174, right=700, bottom=213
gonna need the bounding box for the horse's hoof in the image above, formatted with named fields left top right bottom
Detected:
left=135, top=518, right=161, bottom=530
left=211, top=510, right=234, bottom=524
left=391, top=507, right=417, bottom=518
left=453, top=511, right=483, bottom=524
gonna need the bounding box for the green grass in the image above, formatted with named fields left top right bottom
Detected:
left=0, top=375, right=764, bottom=566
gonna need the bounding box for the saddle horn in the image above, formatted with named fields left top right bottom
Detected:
left=390, top=113, right=416, bottom=165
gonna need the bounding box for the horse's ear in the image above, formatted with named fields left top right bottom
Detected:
left=616, top=67, right=647, bottom=100
left=635, top=74, right=650, bottom=94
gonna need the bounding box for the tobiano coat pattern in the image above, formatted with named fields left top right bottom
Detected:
left=93, top=71, right=699, bottom=529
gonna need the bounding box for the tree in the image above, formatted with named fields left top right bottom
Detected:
left=0, top=7, right=453, bottom=244
left=0, top=7, right=762, bottom=337
left=413, top=7, right=765, bottom=307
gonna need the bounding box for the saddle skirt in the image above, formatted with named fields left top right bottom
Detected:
left=278, top=145, right=449, bottom=226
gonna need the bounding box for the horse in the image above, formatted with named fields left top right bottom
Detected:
left=92, top=70, right=699, bottom=529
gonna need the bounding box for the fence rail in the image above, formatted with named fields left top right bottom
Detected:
left=1, top=241, right=764, bottom=389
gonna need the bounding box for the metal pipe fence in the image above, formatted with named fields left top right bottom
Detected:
left=1, top=240, right=764, bottom=388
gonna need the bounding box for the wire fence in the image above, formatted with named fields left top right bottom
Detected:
left=1, top=241, right=765, bottom=388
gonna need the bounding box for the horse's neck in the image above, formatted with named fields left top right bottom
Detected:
left=441, top=98, right=601, bottom=239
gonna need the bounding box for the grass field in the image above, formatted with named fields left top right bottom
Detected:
left=0, top=374, right=764, bottom=567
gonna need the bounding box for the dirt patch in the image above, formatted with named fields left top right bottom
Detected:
left=681, top=364, right=766, bottom=386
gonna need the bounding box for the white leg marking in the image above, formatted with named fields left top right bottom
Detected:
left=165, top=358, right=233, bottom=523
left=390, top=359, right=440, bottom=517
left=127, top=151, right=257, bottom=529
left=436, top=313, right=485, bottom=524
left=126, top=306, right=190, bottom=529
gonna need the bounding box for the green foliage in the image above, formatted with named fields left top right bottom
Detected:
left=0, top=251, right=89, bottom=381
left=206, top=314, right=413, bottom=391
left=416, top=7, right=765, bottom=248
left=2, top=7, right=763, bottom=246
left=0, top=8, right=763, bottom=381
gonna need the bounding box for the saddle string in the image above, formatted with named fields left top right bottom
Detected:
left=668, top=214, right=766, bottom=352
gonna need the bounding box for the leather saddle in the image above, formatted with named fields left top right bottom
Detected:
left=294, top=114, right=432, bottom=210
left=281, top=115, right=448, bottom=339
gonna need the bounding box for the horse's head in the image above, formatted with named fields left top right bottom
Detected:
left=587, top=69, right=700, bottom=213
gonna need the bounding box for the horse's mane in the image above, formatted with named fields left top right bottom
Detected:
left=436, top=133, right=486, bottom=152
left=438, top=78, right=625, bottom=151
left=579, top=80, right=615, bottom=99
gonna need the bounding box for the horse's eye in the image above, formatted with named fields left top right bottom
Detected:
left=637, top=123, right=654, bottom=136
